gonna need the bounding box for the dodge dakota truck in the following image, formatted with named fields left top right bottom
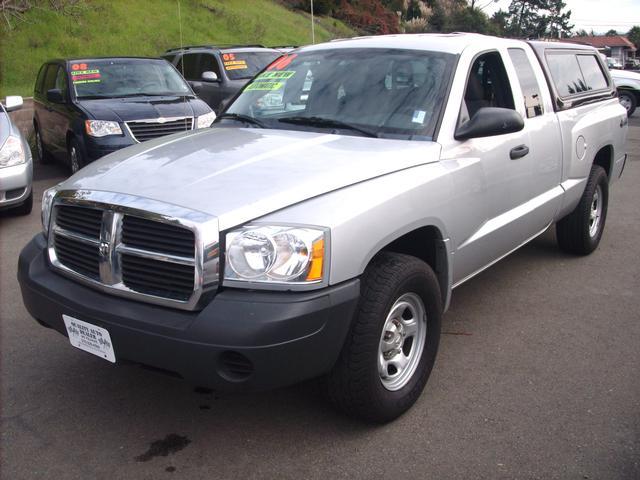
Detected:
left=18, top=34, right=628, bottom=422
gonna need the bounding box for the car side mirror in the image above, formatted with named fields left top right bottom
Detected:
left=202, top=71, right=219, bottom=82
left=4, top=95, right=23, bottom=112
left=455, top=107, right=524, bottom=140
left=47, top=88, right=64, bottom=104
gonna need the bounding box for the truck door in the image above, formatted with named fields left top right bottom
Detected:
left=441, top=50, right=539, bottom=284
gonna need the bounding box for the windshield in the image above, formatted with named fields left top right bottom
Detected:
left=70, top=59, right=192, bottom=99
left=224, top=48, right=455, bottom=139
left=222, top=51, right=281, bottom=80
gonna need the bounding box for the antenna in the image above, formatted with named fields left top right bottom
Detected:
left=177, top=0, right=188, bottom=132
left=310, top=0, right=315, bottom=44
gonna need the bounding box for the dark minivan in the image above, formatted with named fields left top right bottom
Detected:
left=162, top=45, right=281, bottom=113
left=33, top=57, right=215, bottom=173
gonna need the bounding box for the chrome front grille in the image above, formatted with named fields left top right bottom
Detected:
left=48, top=192, right=219, bottom=311
left=126, top=117, right=194, bottom=142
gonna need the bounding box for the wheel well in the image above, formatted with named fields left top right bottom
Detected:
left=593, top=145, right=613, bottom=179
left=66, top=131, right=75, bottom=149
left=379, top=226, right=449, bottom=306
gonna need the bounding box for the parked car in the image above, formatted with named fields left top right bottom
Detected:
left=606, top=56, right=623, bottom=69
left=610, top=68, right=640, bottom=116
left=19, top=34, right=627, bottom=422
left=33, top=57, right=215, bottom=173
left=0, top=96, right=33, bottom=215
left=162, top=45, right=281, bottom=113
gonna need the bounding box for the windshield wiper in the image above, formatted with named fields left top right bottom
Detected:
left=217, top=113, right=266, bottom=128
left=278, top=116, right=378, bottom=138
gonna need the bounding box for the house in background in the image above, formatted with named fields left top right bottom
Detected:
left=570, top=35, right=637, bottom=67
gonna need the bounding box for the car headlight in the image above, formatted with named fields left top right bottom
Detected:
left=225, top=225, right=327, bottom=286
left=41, top=187, right=57, bottom=236
left=85, top=120, right=122, bottom=137
left=196, top=111, right=216, bottom=129
left=0, top=135, right=26, bottom=168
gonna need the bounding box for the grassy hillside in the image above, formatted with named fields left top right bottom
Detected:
left=0, top=0, right=355, bottom=97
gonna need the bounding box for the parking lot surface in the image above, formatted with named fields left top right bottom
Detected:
left=1, top=118, right=639, bottom=480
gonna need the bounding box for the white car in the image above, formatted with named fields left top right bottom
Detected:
left=610, top=69, right=640, bottom=116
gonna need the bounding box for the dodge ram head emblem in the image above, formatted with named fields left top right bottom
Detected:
left=99, top=241, right=109, bottom=257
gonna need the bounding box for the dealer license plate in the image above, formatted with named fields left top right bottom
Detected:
left=62, top=315, right=116, bottom=363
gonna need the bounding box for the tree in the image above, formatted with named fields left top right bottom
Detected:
left=627, top=26, right=640, bottom=49
left=574, top=28, right=588, bottom=37
left=605, top=29, right=618, bottom=36
left=504, top=0, right=572, bottom=38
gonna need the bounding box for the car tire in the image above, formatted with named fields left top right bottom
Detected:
left=556, top=164, right=608, bottom=255
left=618, top=90, right=637, bottom=117
left=13, top=192, right=33, bottom=216
left=34, top=124, right=52, bottom=164
left=325, top=252, right=442, bottom=423
left=68, top=138, right=85, bottom=174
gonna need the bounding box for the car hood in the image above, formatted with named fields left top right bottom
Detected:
left=610, top=69, right=640, bottom=81
left=61, top=127, right=441, bottom=230
left=78, top=96, right=210, bottom=122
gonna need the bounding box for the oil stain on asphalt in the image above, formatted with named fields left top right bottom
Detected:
left=135, top=434, right=191, bottom=462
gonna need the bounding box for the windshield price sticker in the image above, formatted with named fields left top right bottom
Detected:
left=224, top=60, right=248, bottom=71
left=71, top=68, right=101, bottom=84
left=63, top=314, right=116, bottom=363
left=256, top=71, right=296, bottom=80
left=246, top=80, right=285, bottom=91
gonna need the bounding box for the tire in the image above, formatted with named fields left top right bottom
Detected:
left=67, top=138, right=85, bottom=174
left=618, top=90, right=636, bottom=117
left=34, top=124, right=52, bottom=164
left=556, top=165, right=608, bottom=255
left=326, top=252, right=442, bottom=423
left=12, top=192, right=33, bottom=216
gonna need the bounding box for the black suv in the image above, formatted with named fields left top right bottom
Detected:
left=162, top=45, right=281, bottom=113
left=33, top=57, right=215, bottom=173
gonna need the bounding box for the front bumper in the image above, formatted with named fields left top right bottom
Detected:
left=18, top=234, right=360, bottom=391
left=83, top=135, right=135, bottom=163
left=0, top=160, right=32, bottom=208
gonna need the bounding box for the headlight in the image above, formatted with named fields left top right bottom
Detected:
left=196, top=111, right=216, bottom=129
left=41, top=187, right=57, bottom=236
left=0, top=135, right=26, bottom=168
left=85, top=120, right=122, bottom=137
left=225, top=225, right=327, bottom=286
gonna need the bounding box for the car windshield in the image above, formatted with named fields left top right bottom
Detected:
left=70, top=59, right=192, bottom=99
left=224, top=48, right=455, bottom=139
left=222, top=51, right=281, bottom=80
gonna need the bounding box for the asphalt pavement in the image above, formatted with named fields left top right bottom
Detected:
left=1, top=118, right=639, bottom=480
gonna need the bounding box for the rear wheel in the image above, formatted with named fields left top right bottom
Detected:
left=326, top=252, right=442, bottom=423
left=34, top=124, right=52, bottom=164
left=556, top=165, right=609, bottom=255
left=618, top=90, right=636, bottom=117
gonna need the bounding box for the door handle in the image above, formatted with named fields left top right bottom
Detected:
left=510, top=144, right=529, bottom=160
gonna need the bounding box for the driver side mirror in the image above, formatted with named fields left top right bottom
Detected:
left=455, top=107, right=524, bottom=140
left=3, top=95, right=23, bottom=112
left=202, top=71, right=219, bottom=82
left=46, top=88, right=64, bottom=104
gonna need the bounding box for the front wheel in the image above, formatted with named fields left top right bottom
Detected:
left=326, top=252, right=442, bottom=423
left=67, top=138, right=85, bottom=174
left=34, top=124, right=52, bottom=164
left=618, top=90, right=637, bottom=117
left=556, top=165, right=609, bottom=255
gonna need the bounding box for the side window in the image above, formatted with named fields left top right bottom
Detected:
left=577, top=55, right=608, bottom=91
left=199, top=54, right=221, bottom=77
left=508, top=48, right=543, bottom=118
left=35, top=64, right=47, bottom=94
left=54, top=67, right=68, bottom=100
left=460, top=51, right=515, bottom=124
left=43, top=64, right=59, bottom=93
left=177, top=53, right=199, bottom=80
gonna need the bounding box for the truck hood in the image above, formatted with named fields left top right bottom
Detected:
left=62, top=127, right=441, bottom=230
left=78, top=96, right=211, bottom=122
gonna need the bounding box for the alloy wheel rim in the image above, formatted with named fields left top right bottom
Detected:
left=589, top=184, right=603, bottom=238
left=378, top=292, right=427, bottom=391
left=70, top=147, right=79, bottom=173
left=619, top=95, right=632, bottom=112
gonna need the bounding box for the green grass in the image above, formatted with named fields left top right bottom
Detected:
left=0, top=0, right=355, bottom=97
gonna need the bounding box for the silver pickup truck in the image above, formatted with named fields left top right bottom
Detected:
left=18, top=34, right=628, bottom=422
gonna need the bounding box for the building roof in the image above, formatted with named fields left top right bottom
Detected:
left=570, top=35, right=637, bottom=52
